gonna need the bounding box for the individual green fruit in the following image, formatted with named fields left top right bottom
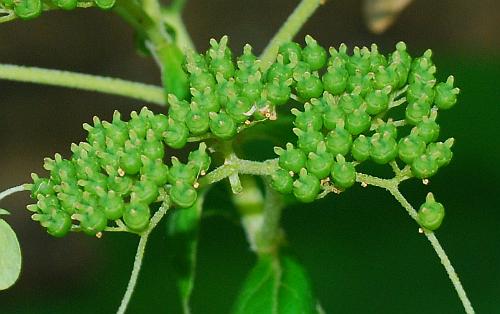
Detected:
left=13, top=0, right=42, bottom=19
left=306, top=142, right=334, bottom=179
left=275, top=143, right=307, bottom=173
left=140, top=157, right=169, bottom=187
left=99, top=191, right=125, bottom=220
left=338, top=93, right=363, bottom=114
left=163, top=118, right=189, bottom=149
left=266, top=55, right=293, bottom=82
left=325, top=126, right=352, bottom=156
left=411, top=154, right=439, bottom=179
left=414, top=115, right=440, bottom=143
left=123, top=202, right=151, bottom=232
left=186, top=104, right=210, bottom=135
left=346, top=72, right=373, bottom=96
left=294, top=127, right=324, bottom=154
left=168, top=157, right=197, bottom=185
left=398, top=134, right=426, bottom=165
left=209, top=112, right=237, bottom=140
left=149, top=113, right=169, bottom=136
left=351, top=135, right=371, bottom=162
left=417, top=193, right=445, bottom=231
left=192, top=87, right=221, bottom=113
left=346, top=47, right=371, bottom=75
left=30, top=173, right=55, bottom=198
left=131, top=179, right=159, bottom=205
left=322, top=103, right=346, bottom=130
left=370, top=132, right=398, bottom=164
left=103, top=111, right=128, bottom=147
left=368, top=44, right=387, bottom=71
left=119, top=149, right=142, bottom=175
left=292, top=104, right=323, bottom=131
left=79, top=209, right=107, bottom=236
left=189, top=70, right=216, bottom=92
left=270, top=169, right=293, bottom=194
left=240, top=72, right=263, bottom=102
left=322, top=64, right=348, bottom=95
left=345, top=108, right=371, bottom=136
left=170, top=181, right=198, bottom=208
left=331, top=155, right=356, bottom=189
left=46, top=211, right=72, bottom=238
left=142, top=130, right=165, bottom=161
left=406, top=81, right=435, bottom=105
left=373, top=65, right=399, bottom=90
left=295, top=73, right=324, bottom=100
left=168, top=95, right=190, bottom=122
left=434, top=76, right=459, bottom=110
left=426, top=139, right=454, bottom=167
left=302, top=35, right=327, bottom=70
left=264, top=79, right=291, bottom=106
left=365, top=87, right=390, bottom=115
left=405, top=100, right=431, bottom=125
left=226, top=96, right=253, bottom=123
left=293, top=169, right=320, bottom=203
left=188, top=143, right=211, bottom=175
left=279, top=42, right=302, bottom=64
left=376, top=120, right=398, bottom=139
left=108, top=175, right=133, bottom=196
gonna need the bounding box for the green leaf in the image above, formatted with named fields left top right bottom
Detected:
left=233, top=253, right=315, bottom=314
left=166, top=194, right=203, bottom=313
left=0, top=208, right=11, bottom=216
left=0, top=219, right=22, bottom=290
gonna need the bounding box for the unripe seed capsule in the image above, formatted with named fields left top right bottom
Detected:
left=417, top=193, right=445, bottom=231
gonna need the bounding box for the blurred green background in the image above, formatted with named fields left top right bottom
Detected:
left=0, top=0, right=499, bottom=313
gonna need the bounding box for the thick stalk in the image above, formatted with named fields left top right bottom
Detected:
left=260, top=0, right=324, bottom=71
left=0, top=64, right=165, bottom=106
left=0, top=185, right=26, bottom=202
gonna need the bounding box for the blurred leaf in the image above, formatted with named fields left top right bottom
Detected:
left=232, top=253, right=315, bottom=314
left=363, top=0, right=414, bottom=34
left=0, top=219, right=21, bottom=290
left=166, top=195, right=204, bottom=314
left=0, top=208, right=10, bottom=215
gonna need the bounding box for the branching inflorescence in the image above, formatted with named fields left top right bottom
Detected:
left=0, top=0, right=475, bottom=313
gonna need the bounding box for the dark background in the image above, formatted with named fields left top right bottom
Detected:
left=1, top=0, right=499, bottom=313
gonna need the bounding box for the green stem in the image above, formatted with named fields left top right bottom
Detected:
left=388, top=188, right=475, bottom=314
left=0, top=64, right=165, bottom=106
left=162, top=9, right=196, bottom=51
left=0, top=184, right=26, bottom=202
left=198, top=158, right=279, bottom=188
left=356, top=173, right=475, bottom=314
left=255, top=181, right=285, bottom=254
left=117, top=200, right=170, bottom=314
left=260, top=0, right=324, bottom=71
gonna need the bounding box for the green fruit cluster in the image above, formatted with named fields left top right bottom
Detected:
left=271, top=39, right=459, bottom=202
left=27, top=107, right=211, bottom=237
left=0, top=0, right=113, bottom=20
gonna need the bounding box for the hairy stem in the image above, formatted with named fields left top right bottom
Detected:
left=388, top=188, right=475, bottom=314
left=199, top=158, right=278, bottom=188
left=0, top=185, right=26, bottom=202
left=260, top=0, right=324, bottom=71
left=356, top=173, right=475, bottom=314
left=0, top=64, right=165, bottom=106
left=117, top=201, right=170, bottom=314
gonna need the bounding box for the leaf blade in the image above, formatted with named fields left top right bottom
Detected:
left=0, top=219, right=22, bottom=290
left=233, top=253, right=315, bottom=314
